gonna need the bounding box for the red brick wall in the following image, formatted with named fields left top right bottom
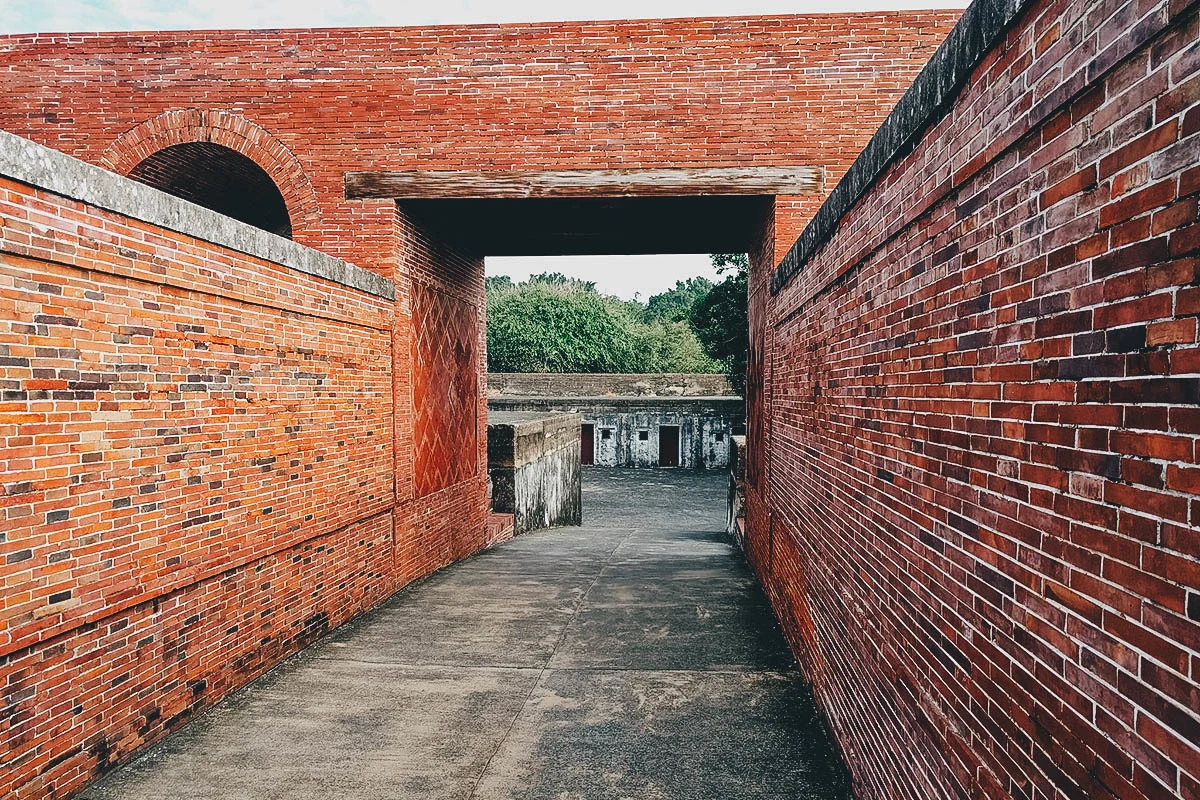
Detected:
left=392, top=207, right=494, bottom=586
left=0, top=176, right=396, bottom=798
left=0, top=33, right=962, bottom=783
left=756, top=0, right=1200, bottom=797
left=0, top=13, right=959, bottom=276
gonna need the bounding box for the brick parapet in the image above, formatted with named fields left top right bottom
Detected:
left=0, top=13, right=960, bottom=274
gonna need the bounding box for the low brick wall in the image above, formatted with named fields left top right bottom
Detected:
left=487, top=412, right=582, bottom=534
left=0, top=135, right=398, bottom=799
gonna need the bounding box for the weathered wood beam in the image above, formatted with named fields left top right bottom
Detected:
left=344, top=166, right=823, bottom=200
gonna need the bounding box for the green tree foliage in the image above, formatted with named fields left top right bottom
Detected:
left=527, top=271, right=597, bottom=293
left=486, top=275, right=721, bottom=374
left=690, top=254, right=749, bottom=394
left=635, top=319, right=721, bottom=373
left=643, top=276, right=714, bottom=323
left=484, top=275, right=514, bottom=293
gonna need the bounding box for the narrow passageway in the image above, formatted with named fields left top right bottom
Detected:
left=81, top=470, right=853, bottom=800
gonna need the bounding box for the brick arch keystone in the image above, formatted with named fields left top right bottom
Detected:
left=101, top=108, right=322, bottom=240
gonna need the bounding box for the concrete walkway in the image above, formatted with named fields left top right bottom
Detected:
left=82, top=469, right=854, bottom=800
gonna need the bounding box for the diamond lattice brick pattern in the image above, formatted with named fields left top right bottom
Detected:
left=412, top=281, right=479, bottom=498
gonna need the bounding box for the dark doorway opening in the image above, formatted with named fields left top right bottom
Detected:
left=581, top=423, right=595, bottom=465
left=129, top=142, right=293, bottom=237
left=659, top=425, right=680, bottom=467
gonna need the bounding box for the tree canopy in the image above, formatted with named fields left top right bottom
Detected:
left=689, top=254, right=748, bottom=394
left=486, top=282, right=641, bottom=373
left=486, top=275, right=721, bottom=374
left=643, top=277, right=714, bottom=323
left=486, top=257, right=748, bottom=389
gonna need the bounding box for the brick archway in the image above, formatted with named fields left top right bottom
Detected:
left=100, top=108, right=321, bottom=241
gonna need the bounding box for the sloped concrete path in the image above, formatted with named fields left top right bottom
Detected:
left=82, top=469, right=854, bottom=799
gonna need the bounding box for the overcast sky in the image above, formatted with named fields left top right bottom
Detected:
left=489, top=255, right=729, bottom=300
left=3, top=0, right=964, bottom=299
left=3, top=0, right=965, bottom=34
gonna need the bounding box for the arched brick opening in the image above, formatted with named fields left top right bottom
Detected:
left=129, top=141, right=293, bottom=237
left=101, top=109, right=321, bottom=241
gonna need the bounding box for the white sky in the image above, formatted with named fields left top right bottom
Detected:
left=2, top=0, right=965, bottom=34
left=488, top=255, right=724, bottom=301
left=2, top=0, right=965, bottom=299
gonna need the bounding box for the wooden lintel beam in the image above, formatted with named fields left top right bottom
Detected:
left=344, top=166, right=823, bottom=200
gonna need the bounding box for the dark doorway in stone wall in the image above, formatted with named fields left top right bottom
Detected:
left=581, top=423, right=595, bottom=465
left=128, top=142, right=292, bottom=237
left=659, top=425, right=680, bottom=467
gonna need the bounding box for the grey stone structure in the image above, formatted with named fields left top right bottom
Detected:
left=488, top=373, right=743, bottom=470
left=728, top=435, right=747, bottom=544
left=487, top=411, right=582, bottom=534
left=488, top=372, right=732, bottom=398
left=489, top=395, right=743, bottom=470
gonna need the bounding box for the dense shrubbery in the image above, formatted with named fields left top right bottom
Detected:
left=485, top=276, right=647, bottom=372
left=486, top=262, right=747, bottom=388
left=643, top=276, right=714, bottom=323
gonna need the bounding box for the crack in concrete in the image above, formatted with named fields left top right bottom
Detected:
left=465, top=526, right=639, bottom=800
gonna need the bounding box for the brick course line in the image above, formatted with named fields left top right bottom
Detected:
left=0, top=506, right=396, bottom=663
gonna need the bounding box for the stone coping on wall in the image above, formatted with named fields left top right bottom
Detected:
left=487, top=411, right=582, bottom=468
left=0, top=129, right=395, bottom=300
left=770, top=0, right=1029, bottom=294
left=487, top=410, right=582, bottom=429
left=489, top=396, right=744, bottom=406
left=487, top=372, right=736, bottom=398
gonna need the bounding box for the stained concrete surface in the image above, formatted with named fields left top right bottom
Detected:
left=81, top=468, right=854, bottom=800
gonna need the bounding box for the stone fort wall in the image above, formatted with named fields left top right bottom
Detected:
left=487, top=372, right=735, bottom=398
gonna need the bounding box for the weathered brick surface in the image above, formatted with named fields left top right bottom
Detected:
left=19, top=8, right=1200, bottom=800
left=0, top=14, right=959, bottom=276
left=3, top=514, right=393, bottom=799
left=754, top=0, right=1200, bottom=797
left=412, top=282, right=479, bottom=498
left=0, top=176, right=396, bottom=797
left=392, top=207, right=494, bottom=586
left=0, top=35, right=959, bottom=791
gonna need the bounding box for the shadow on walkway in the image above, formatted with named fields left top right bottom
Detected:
left=82, top=468, right=854, bottom=800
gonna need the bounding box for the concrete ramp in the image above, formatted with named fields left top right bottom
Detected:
left=80, top=470, right=851, bottom=800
